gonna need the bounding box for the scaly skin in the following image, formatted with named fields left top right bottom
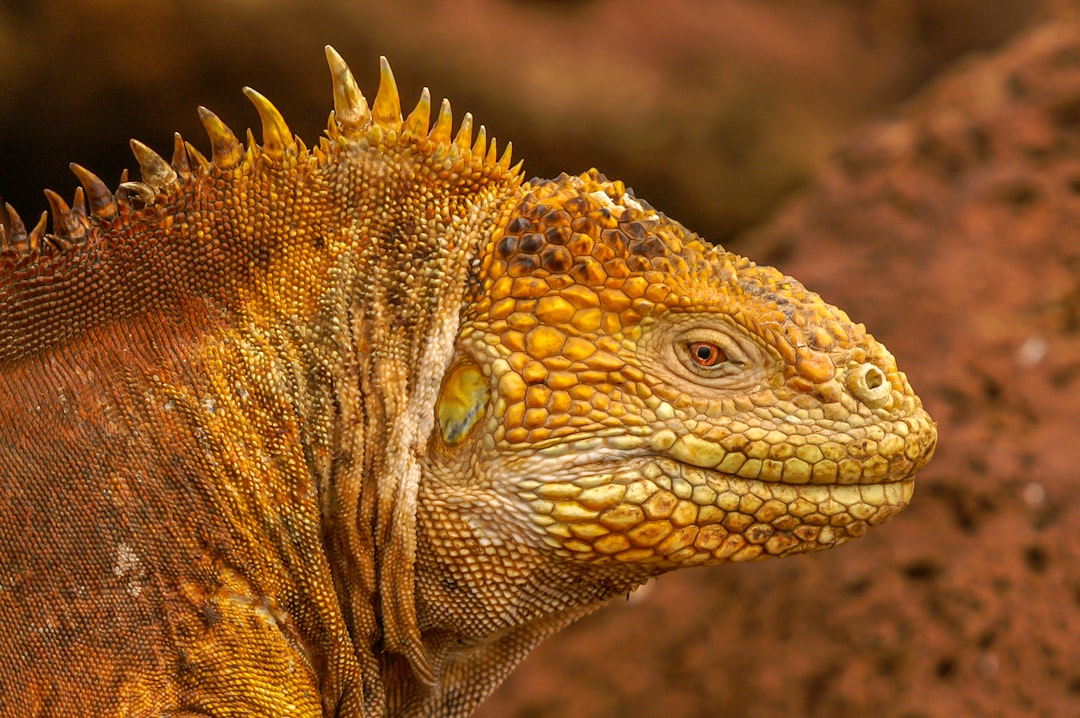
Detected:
left=0, top=49, right=936, bottom=717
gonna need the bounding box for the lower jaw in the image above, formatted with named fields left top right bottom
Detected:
left=527, top=461, right=915, bottom=566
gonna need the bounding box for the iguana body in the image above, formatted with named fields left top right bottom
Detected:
left=0, top=49, right=936, bottom=717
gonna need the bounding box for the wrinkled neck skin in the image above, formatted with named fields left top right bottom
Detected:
left=144, top=173, right=522, bottom=714
left=292, top=185, right=523, bottom=713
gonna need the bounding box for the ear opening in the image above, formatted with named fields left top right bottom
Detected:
left=436, top=360, right=489, bottom=446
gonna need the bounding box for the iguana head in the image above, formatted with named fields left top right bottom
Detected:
left=427, top=169, right=936, bottom=574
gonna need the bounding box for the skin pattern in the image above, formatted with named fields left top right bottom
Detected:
left=0, top=48, right=937, bottom=717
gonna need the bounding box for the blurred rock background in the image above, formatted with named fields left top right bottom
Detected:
left=0, top=0, right=1057, bottom=237
left=2, top=1, right=1077, bottom=716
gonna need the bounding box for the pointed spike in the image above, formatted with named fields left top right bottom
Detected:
left=242, top=86, right=295, bottom=158
left=498, top=141, right=514, bottom=170
left=430, top=99, right=453, bottom=145
left=43, top=188, right=86, bottom=240
left=510, top=159, right=525, bottom=177
left=184, top=141, right=210, bottom=172
left=171, top=132, right=192, bottom=177
left=71, top=187, right=88, bottom=219
left=454, top=113, right=474, bottom=151
left=485, top=138, right=498, bottom=166
left=29, top=210, right=47, bottom=246
left=5, top=203, right=26, bottom=238
left=324, top=45, right=369, bottom=130
left=403, top=87, right=431, bottom=139
left=69, top=163, right=118, bottom=220
left=3, top=203, right=30, bottom=251
left=372, top=56, right=402, bottom=131
left=43, top=189, right=68, bottom=225
left=196, top=106, right=244, bottom=168
left=373, top=57, right=402, bottom=126
left=471, top=125, right=487, bottom=157
left=130, top=138, right=177, bottom=188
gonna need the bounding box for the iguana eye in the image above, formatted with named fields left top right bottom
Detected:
left=643, top=318, right=771, bottom=392
left=688, top=341, right=727, bottom=367
left=670, top=326, right=757, bottom=383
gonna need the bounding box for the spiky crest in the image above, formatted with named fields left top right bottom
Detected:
left=454, top=113, right=474, bottom=151
left=0, top=48, right=519, bottom=267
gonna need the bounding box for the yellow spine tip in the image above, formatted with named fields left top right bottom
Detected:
left=324, top=45, right=369, bottom=130
left=429, top=98, right=454, bottom=145
left=372, top=56, right=403, bottom=131
left=403, top=87, right=432, bottom=139
left=454, top=112, right=474, bottom=150
left=242, top=86, right=295, bottom=158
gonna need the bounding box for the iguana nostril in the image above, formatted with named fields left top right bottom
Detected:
left=847, top=363, right=892, bottom=409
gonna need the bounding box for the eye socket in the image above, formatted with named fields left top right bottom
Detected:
left=642, top=317, right=771, bottom=393
left=688, top=341, right=727, bottom=367
left=670, top=325, right=759, bottom=383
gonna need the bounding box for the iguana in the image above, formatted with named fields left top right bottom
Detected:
left=0, top=47, right=936, bottom=717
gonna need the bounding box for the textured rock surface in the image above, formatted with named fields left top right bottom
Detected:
left=480, top=15, right=1080, bottom=718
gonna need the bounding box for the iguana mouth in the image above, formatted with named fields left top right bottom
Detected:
left=517, top=455, right=919, bottom=566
